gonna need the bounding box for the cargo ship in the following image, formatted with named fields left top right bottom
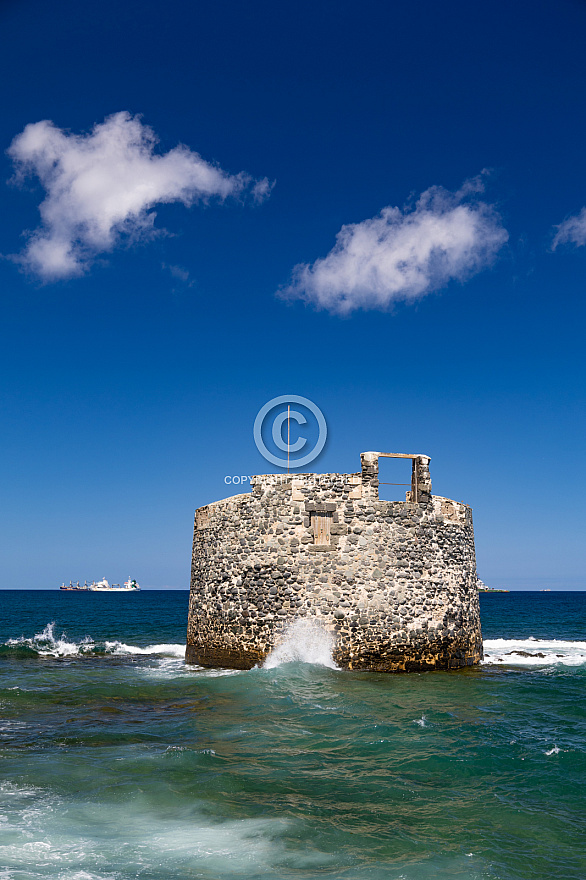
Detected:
left=477, top=578, right=509, bottom=593
left=60, top=578, right=140, bottom=592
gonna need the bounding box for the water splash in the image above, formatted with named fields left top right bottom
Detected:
left=263, top=619, right=338, bottom=669
left=6, top=622, right=80, bottom=657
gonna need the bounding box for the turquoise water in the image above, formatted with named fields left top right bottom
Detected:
left=1, top=591, right=585, bottom=880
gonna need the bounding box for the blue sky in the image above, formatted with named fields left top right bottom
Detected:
left=0, top=0, right=584, bottom=589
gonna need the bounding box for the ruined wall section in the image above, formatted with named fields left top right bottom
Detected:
left=187, top=464, right=482, bottom=671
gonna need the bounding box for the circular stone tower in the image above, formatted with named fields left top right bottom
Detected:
left=186, top=452, right=483, bottom=671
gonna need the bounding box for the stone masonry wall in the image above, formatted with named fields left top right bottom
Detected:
left=186, top=453, right=483, bottom=671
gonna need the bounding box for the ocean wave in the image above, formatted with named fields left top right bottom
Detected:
left=1, top=623, right=185, bottom=660
left=5, top=624, right=585, bottom=670
left=482, top=637, right=586, bottom=667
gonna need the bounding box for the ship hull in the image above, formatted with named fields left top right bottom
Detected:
left=88, top=588, right=139, bottom=592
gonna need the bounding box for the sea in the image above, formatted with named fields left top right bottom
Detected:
left=0, top=590, right=584, bottom=880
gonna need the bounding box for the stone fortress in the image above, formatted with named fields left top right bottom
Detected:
left=186, top=452, right=483, bottom=671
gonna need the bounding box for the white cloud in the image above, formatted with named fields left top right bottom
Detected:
left=552, top=208, right=586, bottom=250
left=251, top=177, right=275, bottom=204
left=8, top=111, right=271, bottom=281
left=164, top=263, right=191, bottom=283
left=162, top=262, right=194, bottom=286
left=280, top=178, right=508, bottom=315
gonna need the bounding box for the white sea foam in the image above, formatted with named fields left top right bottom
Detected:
left=482, top=637, right=586, bottom=667
left=4, top=622, right=185, bottom=660
left=263, top=619, right=338, bottom=669
left=414, top=715, right=427, bottom=727
left=0, top=780, right=288, bottom=878
left=545, top=745, right=561, bottom=755
left=62, top=873, right=115, bottom=880
left=105, top=642, right=185, bottom=658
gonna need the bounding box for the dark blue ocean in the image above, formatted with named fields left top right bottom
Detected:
left=0, top=590, right=584, bottom=880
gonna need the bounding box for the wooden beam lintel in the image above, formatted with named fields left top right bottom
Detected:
left=378, top=453, right=421, bottom=460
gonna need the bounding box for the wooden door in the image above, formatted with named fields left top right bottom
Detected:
left=314, top=513, right=331, bottom=546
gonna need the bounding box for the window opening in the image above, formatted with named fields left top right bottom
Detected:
left=196, top=507, right=210, bottom=530
left=378, top=457, right=413, bottom=502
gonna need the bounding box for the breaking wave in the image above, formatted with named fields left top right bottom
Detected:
left=5, top=624, right=585, bottom=672
left=482, top=637, right=586, bottom=667
left=263, top=619, right=338, bottom=669
left=0, top=622, right=185, bottom=660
